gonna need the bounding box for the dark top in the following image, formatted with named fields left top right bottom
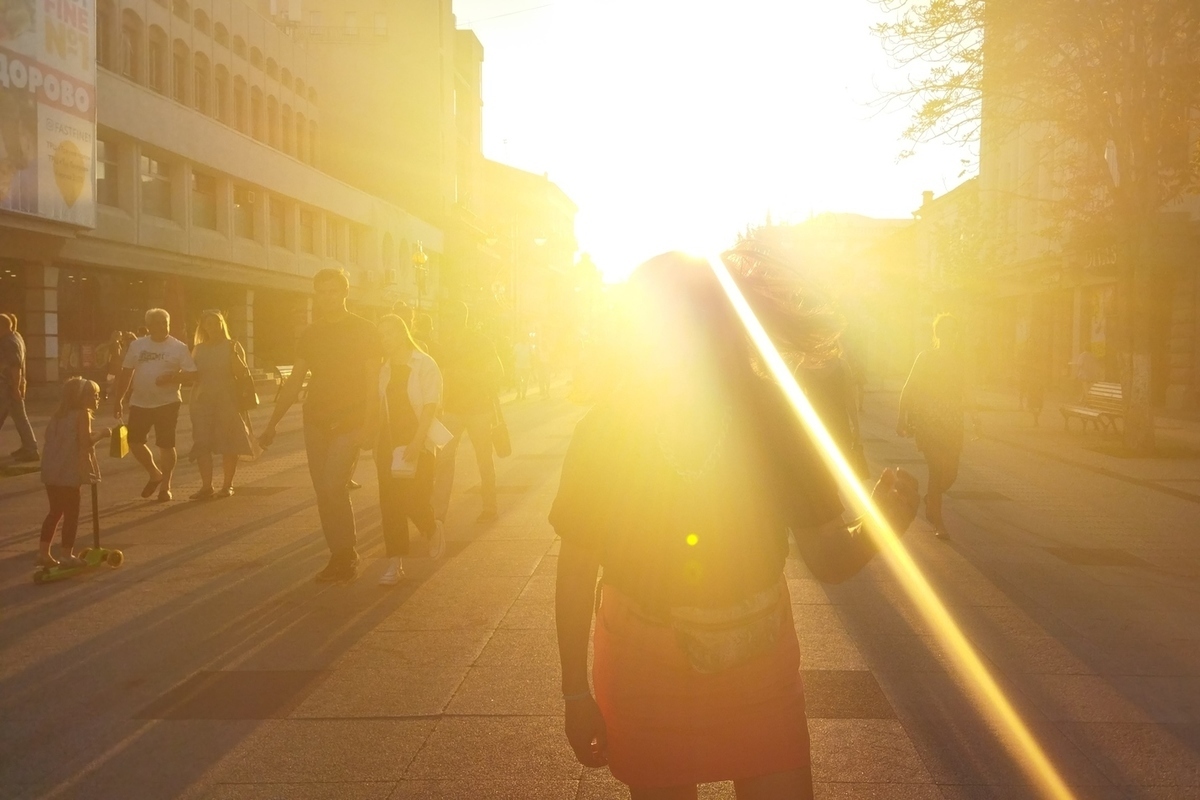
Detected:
left=432, top=328, right=500, bottom=415
left=900, top=348, right=965, bottom=454
left=296, top=314, right=383, bottom=432
left=795, top=359, right=856, bottom=449
left=549, top=378, right=843, bottom=612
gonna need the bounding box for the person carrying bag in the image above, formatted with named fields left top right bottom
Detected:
left=375, top=314, right=446, bottom=585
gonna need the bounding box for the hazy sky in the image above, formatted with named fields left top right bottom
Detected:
left=454, top=0, right=974, bottom=281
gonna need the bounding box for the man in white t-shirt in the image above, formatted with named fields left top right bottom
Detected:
left=112, top=308, right=197, bottom=501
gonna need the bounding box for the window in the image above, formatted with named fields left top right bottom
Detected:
left=215, top=66, right=230, bottom=123
left=193, top=9, right=210, bottom=34
left=374, top=13, right=387, bottom=36
left=173, top=0, right=189, bottom=21
left=296, top=113, right=307, bottom=162
left=250, top=87, right=263, bottom=140
left=214, top=23, right=229, bottom=47
left=232, top=36, right=246, bottom=58
left=265, top=58, right=278, bottom=79
left=325, top=217, right=340, bottom=259
left=120, top=10, right=142, bottom=82
left=281, top=68, right=292, bottom=89
left=171, top=40, right=189, bottom=104
left=147, top=26, right=167, bottom=93
left=308, top=10, right=323, bottom=35
left=309, top=119, right=318, bottom=165
left=193, top=54, right=210, bottom=114
left=140, top=155, right=172, bottom=219
left=295, top=78, right=305, bottom=98
left=233, top=186, right=255, bottom=239
left=307, top=87, right=317, bottom=105
left=191, top=171, right=217, bottom=229
left=97, top=0, right=116, bottom=70
left=233, top=77, right=247, bottom=131
left=267, top=96, right=279, bottom=148
left=348, top=226, right=360, bottom=263
left=96, top=137, right=119, bottom=207
left=282, top=105, right=293, bottom=153
left=344, top=12, right=357, bottom=36
left=269, top=197, right=286, bottom=246
left=299, top=210, right=314, bottom=253
left=250, top=46, right=263, bottom=69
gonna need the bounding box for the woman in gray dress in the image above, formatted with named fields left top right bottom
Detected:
left=190, top=310, right=254, bottom=499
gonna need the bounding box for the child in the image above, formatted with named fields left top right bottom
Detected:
left=37, top=377, right=109, bottom=568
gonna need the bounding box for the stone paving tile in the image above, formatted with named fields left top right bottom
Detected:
left=388, top=780, right=579, bottom=799
left=475, top=628, right=560, bottom=667
left=796, top=630, right=871, bottom=671
left=215, top=719, right=435, bottom=783
left=445, top=663, right=562, bottom=715
left=1058, top=722, right=1200, bottom=788
left=815, top=784, right=942, bottom=799
left=336, top=629, right=495, bottom=669
left=1008, top=673, right=1162, bottom=724
left=518, top=573, right=558, bottom=601
left=204, top=783, right=397, bottom=800
left=403, top=716, right=581, bottom=781
left=853, top=633, right=956, bottom=674
left=900, top=714, right=1117, bottom=790
left=808, top=719, right=933, bottom=785
left=498, top=598, right=557, bottom=630
left=290, top=663, right=468, bottom=718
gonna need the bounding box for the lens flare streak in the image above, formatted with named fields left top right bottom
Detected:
left=706, top=255, right=1077, bottom=800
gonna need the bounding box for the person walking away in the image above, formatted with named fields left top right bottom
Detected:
left=897, top=314, right=977, bottom=539
left=259, top=269, right=382, bottom=583
left=412, top=314, right=434, bottom=353
left=93, top=330, right=124, bottom=401
left=375, top=315, right=445, bottom=585
left=37, top=377, right=110, bottom=568
left=551, top=250, right=919, bottom=799
left=431, top=302, right=503, bottom=523
left=0, top=312, right=39, bottom=462
left=513, top=337, right=532, bottom=400
left=112, top=309, right=197, bottom=502
left=189, top=310, right=256, bottom=499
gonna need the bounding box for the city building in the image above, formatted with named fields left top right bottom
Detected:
left=0, top=0, right=579, bottom=394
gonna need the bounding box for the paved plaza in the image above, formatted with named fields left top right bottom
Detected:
left=1, top=388, right=1199, bottom=799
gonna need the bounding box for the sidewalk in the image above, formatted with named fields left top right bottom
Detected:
left=1, top=388, right=1197, bottom=797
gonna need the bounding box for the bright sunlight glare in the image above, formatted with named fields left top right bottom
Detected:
left=458, top=0, right=969, bottom=280
left=706, top=255, right=1078, bottom=800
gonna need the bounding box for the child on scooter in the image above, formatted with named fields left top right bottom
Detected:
left=37, top=377, right=110, bottom=568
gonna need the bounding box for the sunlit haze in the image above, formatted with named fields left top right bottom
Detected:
left=456, top=0, right=971, bottom=280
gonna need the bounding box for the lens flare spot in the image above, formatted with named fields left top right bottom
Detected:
left=686, top=533, right=699, bottom=546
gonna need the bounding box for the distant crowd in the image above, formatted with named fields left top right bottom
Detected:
left=10, top=269, right=533, bottom=583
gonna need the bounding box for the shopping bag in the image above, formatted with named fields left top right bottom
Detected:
left=109, top=424, right=129, bottom=459
left=491, top=418, right=512, bottom=459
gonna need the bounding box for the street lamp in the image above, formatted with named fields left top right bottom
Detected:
left=412, top=241, right=428, bottom=312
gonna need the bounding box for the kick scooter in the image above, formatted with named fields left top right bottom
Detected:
left=33, top=483, right=124, bottom=584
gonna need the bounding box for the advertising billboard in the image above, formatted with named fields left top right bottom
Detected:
left=0, top=0, right=96, bottom=228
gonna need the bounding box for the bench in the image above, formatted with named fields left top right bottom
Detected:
left=273, top=365, right=308, bottom=400
left=1061, top=381, right=1124, bottom=434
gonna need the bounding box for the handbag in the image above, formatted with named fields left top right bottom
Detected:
left=669, top=581, right=783, bottom=674
left=491, top=400, right=512, bottom=458
left=109, top=424, right=129, bottom=458
left=230, top=340, right=259, bottom=412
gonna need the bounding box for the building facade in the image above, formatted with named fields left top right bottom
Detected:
left=1, top=0, right=458, bottom=388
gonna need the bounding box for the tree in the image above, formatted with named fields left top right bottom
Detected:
left=876, top=0, right=1200, bottom=451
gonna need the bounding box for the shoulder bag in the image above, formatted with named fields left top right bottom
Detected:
left=230, top=340, right=260, bottom=412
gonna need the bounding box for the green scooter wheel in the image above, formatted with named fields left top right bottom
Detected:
left=107, top=550, right=124, bottom=568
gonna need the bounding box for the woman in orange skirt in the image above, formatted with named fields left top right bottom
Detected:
left=551, top=248, right=919, bottom=799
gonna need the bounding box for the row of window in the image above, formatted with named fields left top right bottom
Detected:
left=98, top=7, right=319, bottom=162
left=305, top=11, right=389, bottom=37
left=97, top=138, right=359, bottom=261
